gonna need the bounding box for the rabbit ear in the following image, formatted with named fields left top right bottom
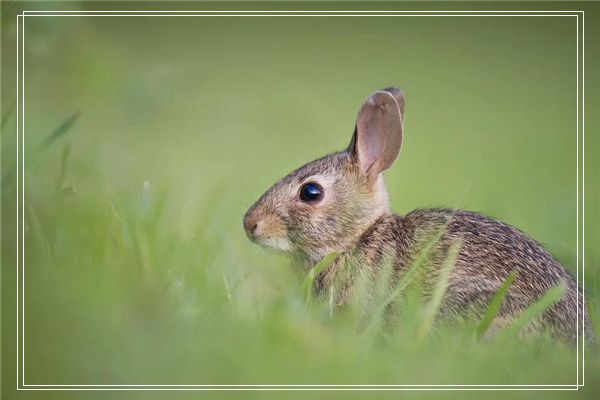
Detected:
left=348, top=88, right=404, bottom=177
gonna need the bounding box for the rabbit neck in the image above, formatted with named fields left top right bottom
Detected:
left=314, top=212, right=400, bottom=298
left=349, top=173, right=393, bottom=245
left=366, top=173, right=392, bottom=221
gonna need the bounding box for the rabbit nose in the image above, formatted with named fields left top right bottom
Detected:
left=243, top=214, right=258, bottom=238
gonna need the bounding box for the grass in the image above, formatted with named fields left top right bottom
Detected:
left=4, top=108, right=599, bottom=400
left=2, top=9, right=599, bottom=399
left=476, top=270, right=518, bottom=340
left=6, top=115, right=597, bottom=386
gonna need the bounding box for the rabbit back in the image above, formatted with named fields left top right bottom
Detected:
left=339, top=208, right=593, bottom=341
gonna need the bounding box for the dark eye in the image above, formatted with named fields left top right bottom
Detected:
left=299, top=182, right=323, bottom=202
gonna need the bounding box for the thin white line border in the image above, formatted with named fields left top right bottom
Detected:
left=15, top=9, right=586, bottom=391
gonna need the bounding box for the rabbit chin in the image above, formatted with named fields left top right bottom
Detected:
left=257, top=236, right=294, bottom=252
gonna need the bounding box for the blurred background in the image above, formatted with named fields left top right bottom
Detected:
left=1, top=2, right=598, bottom=399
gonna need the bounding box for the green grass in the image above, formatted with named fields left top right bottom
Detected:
left=3, top=111, right=597, bottom=396
left=2, top=7, right=600, bottom=399
left=477, top=270, right=518, bottom=340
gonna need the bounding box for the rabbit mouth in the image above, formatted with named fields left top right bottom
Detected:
left=243, top=209, right=293, bottom=251
left=256, top=236, right=294, bottom=252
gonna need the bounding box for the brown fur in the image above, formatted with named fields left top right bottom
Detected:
left=243, top=88, right=593, bottom=342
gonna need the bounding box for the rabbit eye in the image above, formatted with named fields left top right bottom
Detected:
left=299, top=182, right=323, bottom=203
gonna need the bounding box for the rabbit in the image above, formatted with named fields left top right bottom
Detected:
left=243, top=87, right=593, bottom=342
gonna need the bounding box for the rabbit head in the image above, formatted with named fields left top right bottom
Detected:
left=243, top=88, right=405, bottom=264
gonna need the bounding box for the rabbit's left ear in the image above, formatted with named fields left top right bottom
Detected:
left=348, top=88, right=404, bottom=177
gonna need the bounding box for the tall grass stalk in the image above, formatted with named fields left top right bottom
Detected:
left=477, top=271, right=519, bottom=340
left=497, top=281, right=568, bottom=341
left=417, top=239, right=463, bottom=343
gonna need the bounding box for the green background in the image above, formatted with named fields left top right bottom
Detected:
left=2, top=1, right=599, bottom=399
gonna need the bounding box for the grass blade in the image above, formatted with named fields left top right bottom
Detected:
left=477, top=271, right=519, bottom=340
left=301, top=252, right=339, bottom=306
left=55, top=144, right=71, bottom=190
left=41, top=111, right=81, bottom=148
left=417, top=238, right=463, bottom=343
left=1, top=99, right=16, bottom=131
left=497, top=280, right=567, bottom=341
left=25, top=200, right=51, bottom=258
left=362, top=251, right=430, bottom=334
left=361, top=223, right=453, bottom=335
left=373, top=225, right=449, bottom=312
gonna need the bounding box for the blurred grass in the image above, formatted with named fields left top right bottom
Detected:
left=477, top=270, right=518, bottom=340
left=1, top=4, right=600, bottom=399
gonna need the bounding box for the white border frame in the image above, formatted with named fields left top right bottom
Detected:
left=14, top=9, right=586, bottom=391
